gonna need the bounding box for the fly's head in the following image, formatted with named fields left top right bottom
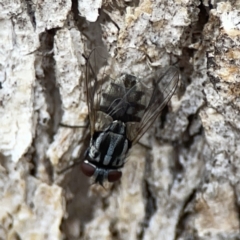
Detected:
left=81, top=147, right=123, bottom=185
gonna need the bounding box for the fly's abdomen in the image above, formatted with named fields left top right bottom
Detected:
left=99, top=74, right=146, bottom=123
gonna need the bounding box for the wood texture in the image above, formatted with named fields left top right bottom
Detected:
left=0, top=1, right=239, bottom=240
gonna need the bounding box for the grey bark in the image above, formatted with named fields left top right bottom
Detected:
left=0, top=0, right=239, bottom=240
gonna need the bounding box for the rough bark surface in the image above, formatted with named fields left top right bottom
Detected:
left=0, top=0, right=239, bottom=240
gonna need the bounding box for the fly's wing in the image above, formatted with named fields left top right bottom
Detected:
left=85, top=47, right=109, bottom=135
left=127, top=66, right=179, bottom=144
left=98, top=74, right=145, bottom=123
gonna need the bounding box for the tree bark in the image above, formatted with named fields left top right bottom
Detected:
left=0, top=0, right=239, bottom=240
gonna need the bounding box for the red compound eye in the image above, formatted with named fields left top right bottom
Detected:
left=108, top=170, right=122, bottom=182
left=81, top=161, right=96, bottom=177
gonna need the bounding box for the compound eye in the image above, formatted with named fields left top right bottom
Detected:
left=81, top=161, right=96, bottom=177
left=108, top=170, right=122, bottom=182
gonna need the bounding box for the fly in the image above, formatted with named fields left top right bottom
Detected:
left=80, top=48, right=179, bottom=185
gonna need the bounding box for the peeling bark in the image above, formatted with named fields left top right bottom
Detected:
left=0, top=1, right=240, bottom=240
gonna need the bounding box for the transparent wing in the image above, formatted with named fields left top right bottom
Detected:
left=126, top=66, right=179, bottom=144
left=85, top=47, right=109, bottom=135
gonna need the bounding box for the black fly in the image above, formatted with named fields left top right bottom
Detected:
left=80, top=48, right=179, bottom=185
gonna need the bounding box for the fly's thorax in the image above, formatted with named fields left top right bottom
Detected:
left=81, top=120, right=132, bottom=183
